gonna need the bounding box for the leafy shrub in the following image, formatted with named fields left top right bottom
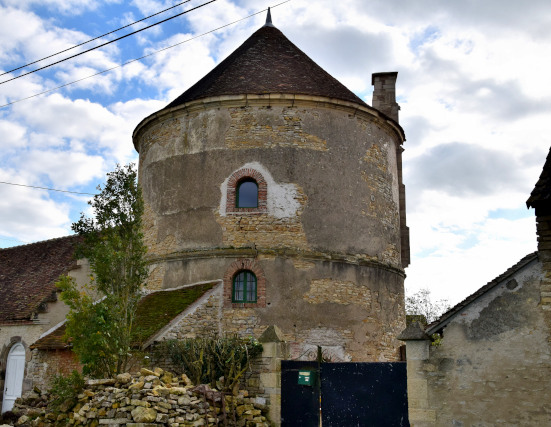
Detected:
left=162, top=335, right=263, bottom=392
left=48, top=370, right=85, bottom=413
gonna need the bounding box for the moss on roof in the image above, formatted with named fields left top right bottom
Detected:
left=132, top=282, right=216, bottom=345
left=32, top=282, right=217, bottom=350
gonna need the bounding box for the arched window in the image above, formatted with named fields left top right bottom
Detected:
left=236, top=179, right=258, bottom=208
left=225, top=168, right=267, bottom=214
left=232, top=270, right=257, bottom=303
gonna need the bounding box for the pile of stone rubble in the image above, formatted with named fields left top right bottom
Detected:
left=9, top=367, right=270, bottom=426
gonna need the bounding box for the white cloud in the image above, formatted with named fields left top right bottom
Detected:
left=23, top=150, right=106, bottom=188
left=407, top=216, right=537, bottom=306
left=139, top=32, right=217, bottom=101
left=1, top=0, right=106, bottom=15
left=0, top=170, right=73, bottom=242
left=0, top=120, right=27, bottom=150
left=0, top=0, right=548, bottom=311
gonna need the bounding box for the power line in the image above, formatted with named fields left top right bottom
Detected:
left=0, top=181, right=96, bottom=195
left=0, top=1, right=291, bottom=109
left=0, top=0, right=218, bottom=86
left=0, top=0, right=194, bottom=78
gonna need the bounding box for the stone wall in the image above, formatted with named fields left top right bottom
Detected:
left=25, top=349, right=81, bottom=391
left=403, top=257, right=551, bottom=426
left=151, top=258, right=405, bottom=363
left=136, top=96, right=405, bottom=266
left=12, top=367, right=270, bottom=426
left=534, top=206, right=551, bottom=339
left=159, top=286, right=223, bottom=341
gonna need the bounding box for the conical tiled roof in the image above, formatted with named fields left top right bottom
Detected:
left=164, top=23, right=366, bottom=109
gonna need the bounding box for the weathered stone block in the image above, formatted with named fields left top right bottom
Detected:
left=131, top=407, right=157, bottom=423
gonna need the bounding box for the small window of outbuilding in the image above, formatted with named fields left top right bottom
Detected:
left=236, top=179, right=258, bottom=208
left=233, top=270, right=257, bottom=303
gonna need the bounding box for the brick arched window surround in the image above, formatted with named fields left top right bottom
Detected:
left=226, top=168, right=267, bottom=214
left=223, top=259, right=266, bottom=308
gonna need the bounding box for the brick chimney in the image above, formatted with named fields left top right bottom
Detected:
left=372, top=72, right=409, bottom=267
left=371, top=72, right=400, bottom=122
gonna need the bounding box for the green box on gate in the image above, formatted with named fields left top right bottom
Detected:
left=298, top=370, right=317, bottom=386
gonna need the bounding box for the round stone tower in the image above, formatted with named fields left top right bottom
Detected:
left=133, top=14, right=409, bottom=361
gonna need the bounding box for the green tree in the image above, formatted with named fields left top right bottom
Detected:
left=405, top=288, right=450, bottom=325
left=57, top=164, right=148, bottom=377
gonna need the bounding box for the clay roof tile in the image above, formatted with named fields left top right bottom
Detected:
left=164, top=23, right=366, bottom=110
left=0, top=235, right=81, bottom=323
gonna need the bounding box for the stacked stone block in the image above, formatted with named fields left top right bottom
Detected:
left=12, top=367, right=270, bottom=426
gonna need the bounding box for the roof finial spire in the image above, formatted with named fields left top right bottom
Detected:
left=264, top=7, right=274, bottom=27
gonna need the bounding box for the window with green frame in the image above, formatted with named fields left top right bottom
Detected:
left=236, top=179, right=258, bottom=208
left=232, top=270, right=257, bottom=303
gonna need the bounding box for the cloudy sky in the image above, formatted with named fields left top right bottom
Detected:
left=0, top=0, right=549, bottom=306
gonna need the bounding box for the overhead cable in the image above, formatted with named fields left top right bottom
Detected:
left=0, top=181, right=96, bottom=195
left=0, top=0, right=218, bottom=86
left=0, top=1, right=291, bottom=109
left=0, top=0, right=193, bottom=78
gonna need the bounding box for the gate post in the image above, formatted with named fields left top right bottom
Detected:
left=257, top=325, right=288, bottom=426
left=399, top=322, right=435, bottom=426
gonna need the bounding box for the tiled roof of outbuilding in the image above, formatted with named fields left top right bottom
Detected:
left=31, top=322, right=70, bottom=350
left=164, top=23, right=366, bottom=109
left=0, top=236, right=81, bottom=323
left=527, top=146, right=551, bottom=209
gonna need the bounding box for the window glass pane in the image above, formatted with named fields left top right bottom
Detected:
left=237, top=181, right=258, bottom=208
left=234, top=272, right=244, bottom=301
left=246, top=274, right=257, bottom=302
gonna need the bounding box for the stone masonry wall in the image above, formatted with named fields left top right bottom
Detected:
left=136, top=97, right=404, bottom=264
left=153, top=257, right=405, bottom=364
left=25, top=349, right=81, bottom=391
left=160, top=288, right=222, bottom=340
left=135, top=96, right=407, bottom=369
left=535, top=207, right=551, bottom=340
left=225, top=106, right=328, bottom=151
left=13, top=367, right=271, bottom=426
left=404, top=260, right=551, bottom=426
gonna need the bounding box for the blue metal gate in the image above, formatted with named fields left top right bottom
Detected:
left=281, top=361, right=409, bottom=426
left=281, top=360, right=320, bottom=426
